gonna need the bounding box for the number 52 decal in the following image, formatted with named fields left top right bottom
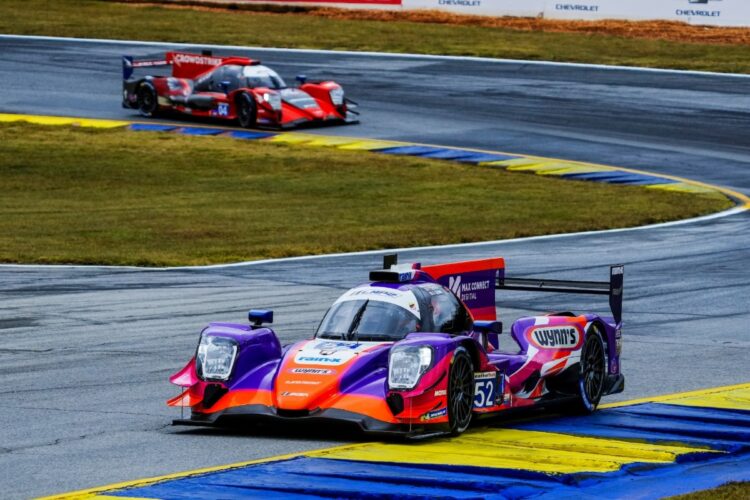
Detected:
left=474, top=372, right=504, bottom=408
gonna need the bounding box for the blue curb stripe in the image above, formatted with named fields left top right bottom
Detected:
left=106, top=453, right=750, bottom=500
left=561, top=171, right=676, bottom=185
left=515, top=403, right=750, bottom=452
left=128, top=123, right=178, bottom=132
left=374, top=145, right=449, bottom=156
left=453, top=152, right=520, bottom=164
left=174, top=127, right=225, bottom=136
left=102, top=402, right=750, bottom=500
left=375, top=145, right=519, bottom=164
left=224, top=130, right=277, bottom=140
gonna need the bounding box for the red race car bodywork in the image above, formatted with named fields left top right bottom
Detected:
left=122, top=51, right=358, bottom=129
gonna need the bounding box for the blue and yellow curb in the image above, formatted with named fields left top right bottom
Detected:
left=2, top=113, right=748, bottom=209
left=41, top=383, right=750, bottom=499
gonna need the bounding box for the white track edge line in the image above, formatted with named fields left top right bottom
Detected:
left=1, top=206, right=745, bottom=271
left=2, top=34, right=750, bottom=80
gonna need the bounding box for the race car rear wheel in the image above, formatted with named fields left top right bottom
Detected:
left=569, top=326, right=607, bottom=414
left=448, top=347, right=474, bottom=435
left=236, top=92, right=257, bottom=128
left=137, top=81, right=158, bottom=118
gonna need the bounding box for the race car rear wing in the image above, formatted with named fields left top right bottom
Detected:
left=122, top=50, right=259, bottom=80
left=376, top=254, right=623, bottom=324
left=497, top=265, right=624, bottom=324
left=122, top=54, right=170, bottom=81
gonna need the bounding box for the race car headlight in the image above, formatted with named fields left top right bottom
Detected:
left=196, top=335, right=237, bottom=381
left=329, top=87, right=344, bottom=106
left=388, top=345, right=432, bottom=390
left=262, top=92, right=282, bottom=111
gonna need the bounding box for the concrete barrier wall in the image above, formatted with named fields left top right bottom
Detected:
left=221, top=0, right=750, bottom=26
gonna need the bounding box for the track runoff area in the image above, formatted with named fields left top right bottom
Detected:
left=10, top=111, right=748, bottom=498
left=0, top=112, right=745, bottom=203
left=44, top=383, right=750, bottom=499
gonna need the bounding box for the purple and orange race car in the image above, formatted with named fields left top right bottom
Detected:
left=169, top=255, right=624, bottom=437
left=122, top=51, right=358, bottom=129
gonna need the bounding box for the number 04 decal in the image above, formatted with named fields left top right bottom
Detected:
left=473, top=372, right=501, bottom=408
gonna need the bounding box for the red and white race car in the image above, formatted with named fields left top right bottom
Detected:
left=122, top=51, right=358, bottom=129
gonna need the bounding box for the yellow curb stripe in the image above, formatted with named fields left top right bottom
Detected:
left=0, top=113, right=129, bottom=128
left=316, top=428, right=713, bottom=475
left=663, top=386, right=750, bottom=411
left=600, top=382, right=750, bottom=409
left=335, top=139, right=403, bottom=150
left=646, top=183, right=719, bottom=194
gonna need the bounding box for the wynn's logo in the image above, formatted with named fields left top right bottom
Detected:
left=529, top=326, right=581, bottom=349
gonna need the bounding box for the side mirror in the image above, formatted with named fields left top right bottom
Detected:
left=474, top=320, right=502, bottom=349
left=248, top=309, right=273, bottom=327
left=220, top=80, right=231, bottom=94
left=295, top=74, right=307, bottom=85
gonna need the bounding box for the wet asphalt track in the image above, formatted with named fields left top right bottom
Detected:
left=0, top=36, right=749, bottom=498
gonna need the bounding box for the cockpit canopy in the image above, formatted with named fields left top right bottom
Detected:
left=241, top=65, right=286, bottom=89
left=316, top=283, right=472, bottom=342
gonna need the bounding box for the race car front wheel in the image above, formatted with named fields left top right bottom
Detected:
left=236, top=92, right=257, bottom=128
left=569, top=326, right=607, bottom=414
left=137, top=82, right=158, bottom=118
left=448, top=347, right=474, bottom=435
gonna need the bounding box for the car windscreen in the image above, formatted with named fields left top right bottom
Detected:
left=242, top=65, right=286, bottom=89
left=316, top=299, right=420, bottom=342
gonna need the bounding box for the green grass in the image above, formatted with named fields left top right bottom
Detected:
left=0, top=123, right=731, bottom=266
left=2, top=0, right=750, bottom=73
left=670, top=482, right=750, bottom=499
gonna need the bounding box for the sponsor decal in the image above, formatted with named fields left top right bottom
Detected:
left=293, top=340, right=383, bottom=365
left=284, top=380, right=321, bottom=385
left=434, top=389, right=447, bottom=397
left=314, top=341, right=359, bottom=356
left=474, top=371, right=496, bottom=380
left=420, top=407, right=447, bottom=421
left=448, top=275, right=492, bottom=302
left=555, top=3, right=599, bottom=12
left=280, top=392, right=308, bottom=397
left=610, top=357, right=619, bottom=374
left=132, top=59, right=168, bottom=68
left=349, top=288, right=400, bottom=298
left=677, top=0, right=722, bottom=17
left=529, top=326, right=582, bottom=350
left=297, top=356, right=343, bottom=364
left=290, top=368, right=334, bottom=375
left=172, top=53, right=222, bottom=67
left=439, top=0, right=481, bottom=6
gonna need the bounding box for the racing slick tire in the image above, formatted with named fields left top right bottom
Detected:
left=448, top=347, right=474, bottom=435
left=137, top=81, right=159, bottom=118
left=236, top=92, right=257, bottom=128
left=567, top=326, right=607, bottom=414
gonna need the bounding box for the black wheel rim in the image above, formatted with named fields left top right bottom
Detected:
left=238, top=95, right=252, bottom=126
left=450, top=354, right=473, bottom=430
left=583, top=335, right=605, bottom=401
left=139, top=88, right=154, bottom=114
